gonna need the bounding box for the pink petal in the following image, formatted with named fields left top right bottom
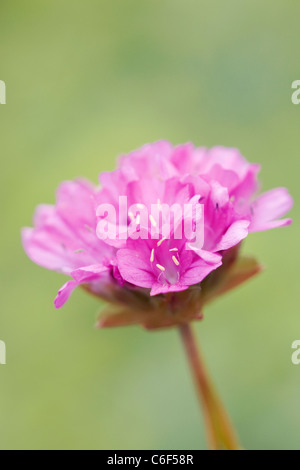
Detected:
left=214, top=220, right=250, bottom=251
left=117, top=249, right=155, bottom=288
left=150, top=282, right=189, bottom=296
left=249, top=187, right=293, bottom=232
left=54, top=280, right=77, bottom=308
left=205, top=147, right=251, bottom=178
left=54, top=265, right=110, bottom=308
left=22, top=227, right=72, bottom=272
left=180, top=256, right=222, bottom=285
left=22, top=180, right=109, bottom=273
left=71, top=265, right=110, bottom=282
left=188, top=249, right=222, bottom=264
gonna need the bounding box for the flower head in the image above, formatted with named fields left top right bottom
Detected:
left=22, top=141, right=293, bottom=329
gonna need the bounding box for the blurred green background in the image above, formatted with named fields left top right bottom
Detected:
left=0, top=0, right=299, bottom=450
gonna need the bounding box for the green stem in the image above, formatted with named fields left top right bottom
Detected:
left=179, top=323, right=241, bottom=450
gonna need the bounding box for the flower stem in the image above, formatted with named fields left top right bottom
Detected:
left=179, top=323, right=241, bottom=450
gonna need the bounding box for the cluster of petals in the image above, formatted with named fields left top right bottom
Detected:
left=22, top=141, right=293, bottom=310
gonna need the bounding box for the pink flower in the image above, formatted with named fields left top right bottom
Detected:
left=22, top=142, right=293, bottom=329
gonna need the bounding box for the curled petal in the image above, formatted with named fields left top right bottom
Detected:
left=249, top=187, right=293, bottom=232
left=54, top=280, right=77, bottom=308
left=214, top=220, right=250, bottom=252
left=54, top=265, right=110, bottom=308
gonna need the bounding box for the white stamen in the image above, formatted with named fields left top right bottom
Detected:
left=150, top=249, right=155, bottom=263
left=156, top=264, right=165, bottom=272
left=172, top=256, right=180, bottom=266
left=149, top=215, right=157, bottom=227
left=169, top=248, right=178, bottom=252
left=157, top=237, right=166, bottom=247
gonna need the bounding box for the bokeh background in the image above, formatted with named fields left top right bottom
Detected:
left=0, top=0, right=299, bottom=450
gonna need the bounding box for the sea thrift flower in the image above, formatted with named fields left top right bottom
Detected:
left=22, top=141, right=293, bottom=450
left=22, top=141, right=293, bottom=329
